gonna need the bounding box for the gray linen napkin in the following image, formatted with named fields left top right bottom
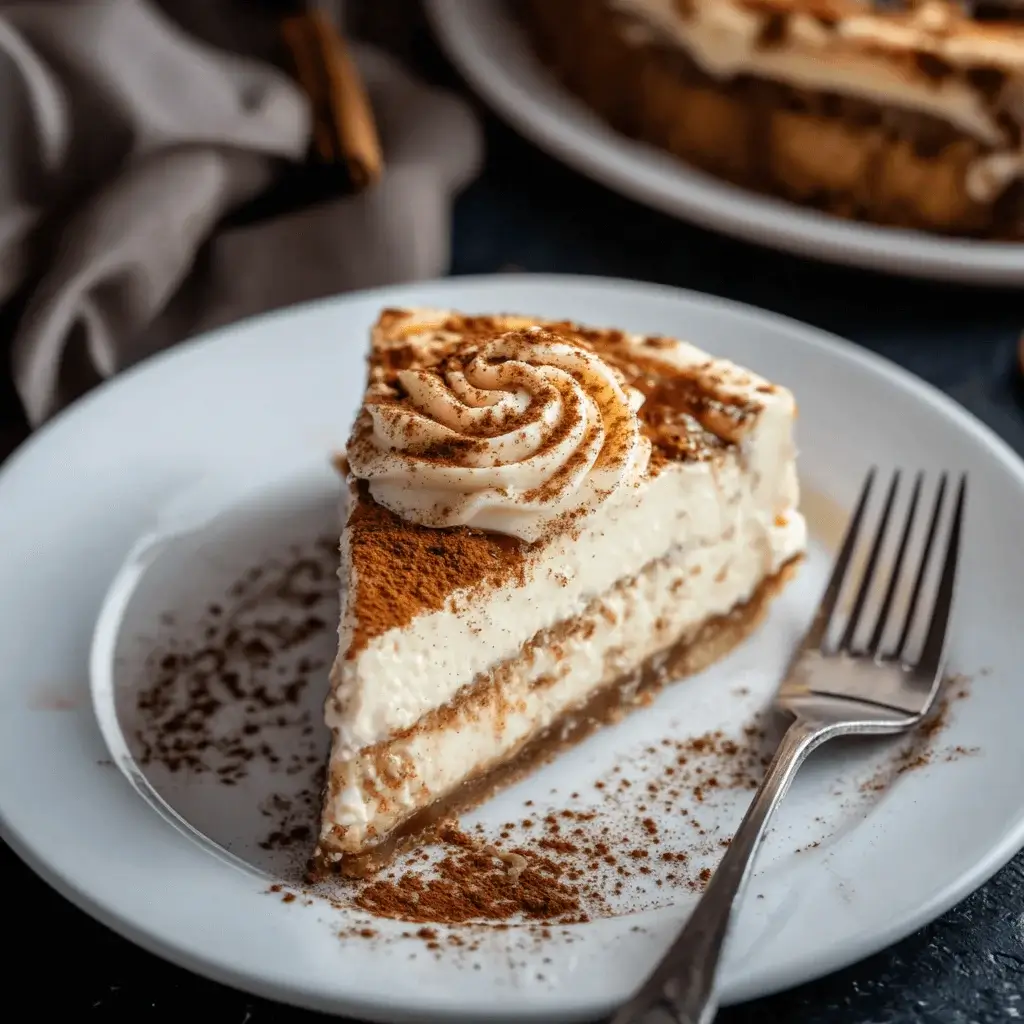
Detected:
left=0, top=0, right=482, bottom=425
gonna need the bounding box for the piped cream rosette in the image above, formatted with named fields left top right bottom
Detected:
left=348, top=327, right=652, bottom=542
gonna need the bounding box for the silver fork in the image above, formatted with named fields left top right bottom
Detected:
left=611, top=468, right=967, bottom=1024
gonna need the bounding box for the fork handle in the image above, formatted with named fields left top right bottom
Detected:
left=611, top=718, right=826, bottom=1024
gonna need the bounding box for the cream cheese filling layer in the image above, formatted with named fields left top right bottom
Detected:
left=319, top=512, right=805, bottom=853
left=611, top=0, right=1024, bottom=202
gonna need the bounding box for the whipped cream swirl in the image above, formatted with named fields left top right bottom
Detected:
left=348, top=328, right=652, bottom=542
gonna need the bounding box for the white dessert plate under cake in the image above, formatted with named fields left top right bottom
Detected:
left=426, top=0, right=1024, bottom=287
left=1, top=275, right=1023, bottom=1024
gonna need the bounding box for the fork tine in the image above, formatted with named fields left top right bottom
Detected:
left=803, top=468, right=875, bottom=651
left=915, top=474, right=966, bottom=675
left=867, top=472, right=923, bottom=657
left=838, top=470, right=900, bottom=654
left=894, top=473, right=948, bottom=660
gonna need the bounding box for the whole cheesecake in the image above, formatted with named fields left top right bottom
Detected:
left=312, top=308, right=805, bottom=877
left=520, top=0, right=1024, bottom=238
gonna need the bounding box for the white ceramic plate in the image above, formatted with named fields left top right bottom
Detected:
left=2, top=275, right=1023, bottom=1024
left=426, top=0, right=1024, bottom=287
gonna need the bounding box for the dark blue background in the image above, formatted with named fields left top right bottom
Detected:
left=3, top=4, right=1024, bottom=1021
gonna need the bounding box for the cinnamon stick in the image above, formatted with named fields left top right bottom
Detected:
left=281, top=10, right=383, bottom=190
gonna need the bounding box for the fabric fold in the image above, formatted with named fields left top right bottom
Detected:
left=0, top=0, right=482, bottom=425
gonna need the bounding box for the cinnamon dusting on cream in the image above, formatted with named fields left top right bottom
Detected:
left=344, top=484, right=525, bottom=658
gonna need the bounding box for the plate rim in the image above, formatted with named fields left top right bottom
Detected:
left=2, top=273, right=1024, bottom=1020
left=425, top=0, right=1024, bottom=286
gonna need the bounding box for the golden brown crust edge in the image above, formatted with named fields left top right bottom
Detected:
left=519, top=0, right=1024, bottom=239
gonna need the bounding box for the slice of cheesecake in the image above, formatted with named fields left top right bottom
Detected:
left=312, top=308, right=806, bottom=877
left=521, top=0, right=1024, bottom=238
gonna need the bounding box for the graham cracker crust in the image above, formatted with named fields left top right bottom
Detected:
left=312, top=555, right=800, bottom=879
left=519, top=0, right=1024, bottom=238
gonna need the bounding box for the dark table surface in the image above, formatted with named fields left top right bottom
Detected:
left=4, top=3, right=1024, bottom=1022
